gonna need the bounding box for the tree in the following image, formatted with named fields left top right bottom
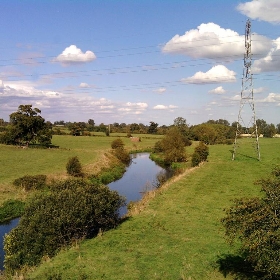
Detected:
left=1, top=104, right=52, bottom=145
left=173, top=117, right=191, bottom=146
left=221, top=167, right=280, bottom=279
left=148, top=121, right=158, bottom=134
left=160, top=127, right=186, bottom=164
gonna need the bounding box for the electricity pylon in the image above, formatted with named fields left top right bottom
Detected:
left=232, top=19, right=260, bottom=161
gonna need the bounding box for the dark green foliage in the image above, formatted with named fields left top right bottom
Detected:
left=0, top=200, right=25, bottom=223
left=191, top=142, right=209, bottom=167
left=221, top=167, right=280, bottom=279
left=147, top=121, right=158, bottom=134
left=153, top=140, right=164, bottom=153
left=111, top=138, right=124, bottom=149
left=0, top=105, right=52, bottom=146
left=4, top=179, right=125, bottom=274
left=113, top=147, right=130, bottom=164
left=98, top=165, right=125, bottom=185
left=66, top=156, right=83, bottom=177
left=13, top=174, right=47, bottom=191
left=161, top=127, right=187, bottom=164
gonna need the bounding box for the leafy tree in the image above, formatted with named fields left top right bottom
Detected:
left=161, top=127, right=186, bottom=164
left=263, top=123, right=276, bottom=138
left=276, top=123, right=280, bottom=134
left=1, top=104, right=52, bottom=145
left=221, top=167, right=280, bottom=279
left=148, top=121, right=158, bottom=134
left=173, top=117, right=192, bottom=146
left=111, top=139, right=130, bottom=164
left=4, top=179, right=125, bottom=274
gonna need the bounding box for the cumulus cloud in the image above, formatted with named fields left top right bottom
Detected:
left=153, top=87, right=166, bottom=93
left=182, top=65, right=236, bottom=84
left=79, top=82, right=90, bottom=88
left=153, top=104, right=178, bottom=110
left=253, top=37, right=280, bottom=72
left=118, top=102, right=148, bottom=113
left=162, top=22, right=271, bottom=60
left=237, top=0, right=280, bottom=24
left=54, top=45, right=96, bottom=66
left=258, top=93, right=280, bottom=103
left=209, top=86, right=226, bottom=94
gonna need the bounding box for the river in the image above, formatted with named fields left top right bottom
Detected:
left=0, top=152, right=168, bottom=270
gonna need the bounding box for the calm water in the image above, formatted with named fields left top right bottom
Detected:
left=0, top=153, right=167, bottom=269
left=0, top=218, right=20, bottom=271
left=108, top=152, right=168, bottom=216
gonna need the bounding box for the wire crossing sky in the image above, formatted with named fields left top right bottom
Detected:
left=0, top=0, right=280, bottom=125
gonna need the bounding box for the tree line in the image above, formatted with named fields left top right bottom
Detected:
left=0, top=105, right=279, bottom=146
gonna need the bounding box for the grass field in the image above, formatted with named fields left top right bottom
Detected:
left=0, top=134, right=162, bottom=204
left=24, top=138, right=280, bottom=280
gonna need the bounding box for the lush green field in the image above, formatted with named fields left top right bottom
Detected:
left=0, top=134, right=161, bottom=204
left=25, top=138, right=280, bottom=280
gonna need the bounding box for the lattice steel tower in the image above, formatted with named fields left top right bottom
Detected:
left=232, top=19, right=260, bottom=160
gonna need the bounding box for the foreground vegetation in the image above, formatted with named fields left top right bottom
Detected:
left=21, top=138, right=280, bottom=279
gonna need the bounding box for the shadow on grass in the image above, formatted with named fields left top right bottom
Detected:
left=216, top=254, right=265, bottom=280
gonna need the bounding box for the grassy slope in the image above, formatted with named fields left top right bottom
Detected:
left=27, top=138, right=280, bottom=280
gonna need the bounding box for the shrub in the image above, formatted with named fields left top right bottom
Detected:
left=154, top=140, right=164, bottom=153
left=191, top=142, right=209, bottom=167
left=221, top=167, right=280, bottom=279
left=0, top=200, right=25, bottom=223
left=4, top=179, right=126, bottom=274
left=111, top=138, right=124, bottom=149
left=66, top=156, right=83, bottom=177
left=13, top=174, right=47, bottom=191
left=113, top=147, right=130, bottom=164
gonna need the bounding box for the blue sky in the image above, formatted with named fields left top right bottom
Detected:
left=0, top=0, right=280, bottom=125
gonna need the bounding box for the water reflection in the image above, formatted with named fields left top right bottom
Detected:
left=108, top=153, right=168, bottom=216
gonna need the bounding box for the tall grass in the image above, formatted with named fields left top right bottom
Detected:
left=26, top=138, right=280, bottom=280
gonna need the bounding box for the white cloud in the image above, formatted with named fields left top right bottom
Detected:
left=258, top=93, right=280, bottom=103
left=153, top=105, right=177, bottom=110
left=209, top=86, right=226, bottom=94
left=237, top=0, right=280, bottom=24
left=182, top=65, right=236, bottom=84
left=153, top=87, right=166, bottom=93
left=54, top=45, right=96, bottom=66
left=253, top=37, right=280, bottom=72
left=162, top=23, right=271, bottom=60
left=118, top=102, right=148, bottom=113
left=79, top=82, right=90, bottom=88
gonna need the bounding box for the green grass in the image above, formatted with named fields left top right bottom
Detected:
left=26, top=138, right=280, bottom=280
left=0, top=135, right=160, bottom=203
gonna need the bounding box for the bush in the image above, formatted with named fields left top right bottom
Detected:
left=191, top=142, right=209, bottom=167
left=111, top=138, right=124, bottom=149
left=221, top=167, right=280, bottom=279
left=4, top=179, right=126, bottom=274
left=154, top=140, right=164, bottom=153
left=113, top=147, right=130, bottom=164
left=66, top=156, right=83, bottom=177
left=13, top=175, right=47, bottom=191
left=0, top=200, right=25, bottom=223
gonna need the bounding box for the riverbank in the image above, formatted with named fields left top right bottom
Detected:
left=26, top=138, right=280, bottom=279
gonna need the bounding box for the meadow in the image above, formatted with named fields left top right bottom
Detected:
left=23, top=137, right=280, bottom=279
left=0, top=134, right=162, bottom=203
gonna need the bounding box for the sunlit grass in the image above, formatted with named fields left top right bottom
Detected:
left=27, top=138, right=280, bottom=280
